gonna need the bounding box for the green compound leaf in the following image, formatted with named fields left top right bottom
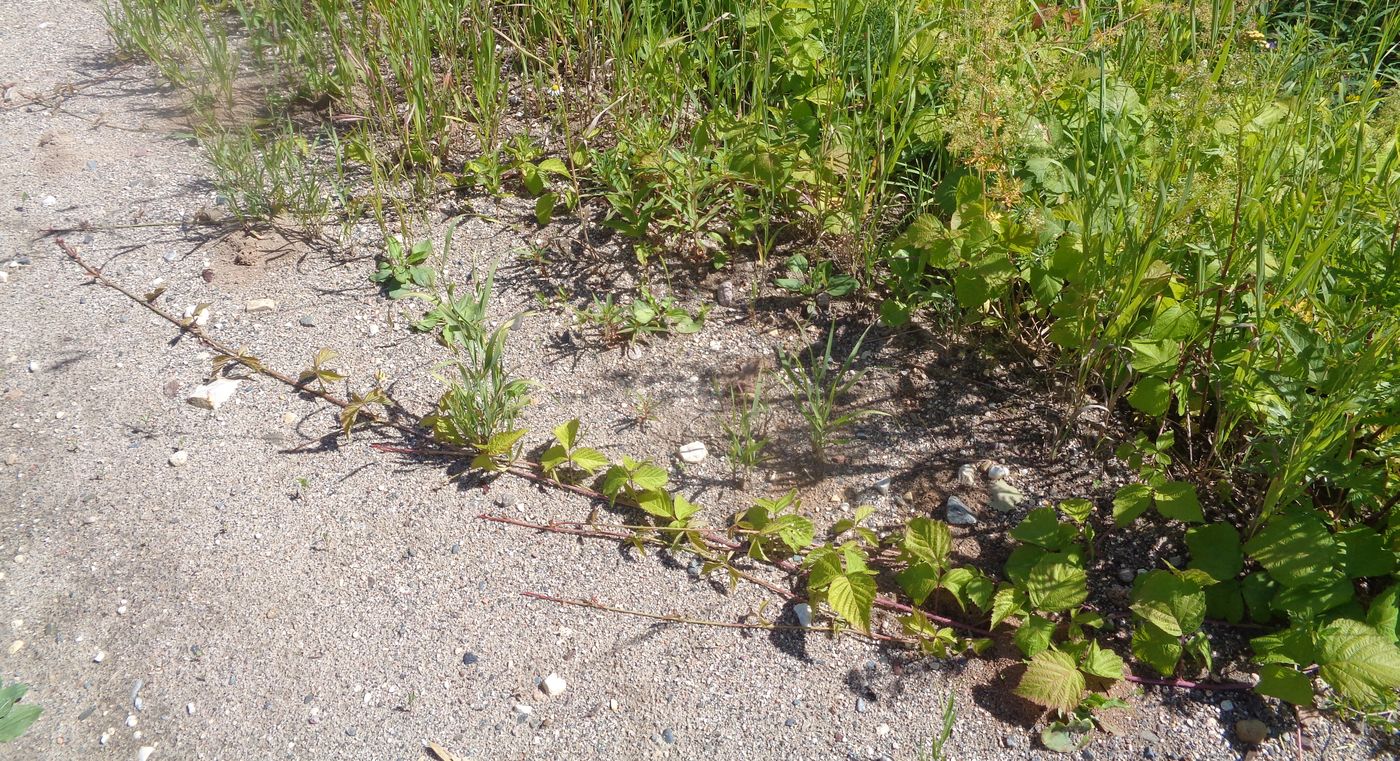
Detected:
left=1016, top=649, right=1085, bottom=715
left=1014, top=613, right=1057, bottom=658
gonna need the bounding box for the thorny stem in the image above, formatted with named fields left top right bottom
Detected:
left=61, top=239, right=1260, bottom=693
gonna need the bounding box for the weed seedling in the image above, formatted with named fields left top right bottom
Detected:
left=777, top=325, right=886, bottom=464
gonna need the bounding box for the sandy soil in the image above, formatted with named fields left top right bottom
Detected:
left=0, top=2, right=1391, bottom=760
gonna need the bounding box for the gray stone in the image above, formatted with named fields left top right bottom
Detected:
left=298, top=315, right=315, bottom=327
left=1235, top=719, right=1268, bottom=744
left=946, top=495, right=977, bottom=525
left=1117, top=568, right=1135, bottom=583
left=872, top=477, right=891, bottom=496
left=716, top=280, right=737, bottom=307
left=661, top=728, right=675, bottom=744
left=988, top=480, right=1027, bottom=512
left=462, top=652, right=479, bottom=666
left=855, top=697, right=868, bottom=713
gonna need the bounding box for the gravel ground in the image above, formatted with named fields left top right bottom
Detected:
left=0, top=2, right=1393, bottom=760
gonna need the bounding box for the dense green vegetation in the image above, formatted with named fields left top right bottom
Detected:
left=104, top=0, right=1400, bottom=732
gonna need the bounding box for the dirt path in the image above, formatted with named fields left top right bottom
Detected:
left=0, top=2, right=1386, bottom=760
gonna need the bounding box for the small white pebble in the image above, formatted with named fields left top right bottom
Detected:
left=93, top=650, right=106, bottom=663
left=117, top=605, right=127, bottom=615
left=167, top=451, right=188, bottom=467
left=541, top=673, right=567, bottom=697
left=99, top=731, right=110, bottom=745
left=138, top=746, right=154, bottom=761
left=125, top=714, right=137, bottom=728
left=186, top=702, right=195, bottom=715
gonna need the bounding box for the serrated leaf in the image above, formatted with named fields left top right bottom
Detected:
left=1337, top=526, right=1395, bottom=578
left=941, top=567, right=995, bottom=612
left=827, top=573, right=876, bottom=633
left=1251, top=624, right=1318, bottom=666
left=1015, top=613, right=1057, bottom=657
left=1058, top=499, right=1093, bottom=525
left=1256, top=664, right=1315, bottom=706
left=600, top=464, right=629, bottom=499
left=1016, top=649, right=1085, bottom=714
left=1317, top=619, right=1400, bottom=705
left=1012, top=508, right=1077, bottom=550
left=1245, top=511, right=1337, bottom=588
left=1081, top=639, right=1125, bottom=680
left=1026, top=555, right=1088, bottom=612
left=1133, top=570, right=1206, bottom=634
left=1127, top=377, right=1171, bottom=416
left=1271, top=575, right=1354, bottom=620
left=903, top=517, right=951, bottom=568
left=767, top=514, right=815, bottom=551
left=1132, top=621, right=1183, bottom=676
left=1185, top=523, right=1242, bottom=582
left=897, top=562, right=940, bottom=606
left=634, top=489, right=674, bottom=518
left=539, top=444, right=568, bottom=473
left=630, top=462, right=669, bottom=491
left=1005, top=545, right=1046, bottom=586
left=991, top=587, right=1026, bottom=629
left=1112, top=484, right=1154, bottom=526
left=1153, top=481, right=1203, bottom=523
left=569, top=447, right=609, bottom=474
left=1203, top=579, right=1244, bottom=624
left=1367, top=585, right=1400, bottom=642
left=553, top=419, right=580, bottom=449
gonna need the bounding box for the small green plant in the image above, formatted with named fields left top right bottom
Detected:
left=371, top=236, right=435, bottom=299
left=0, top=678, right=41, bottom=743
left=776, top=325, right=886, bottom=463
left=917, top=693, right=956, bottom=761
left=578, top=288, right=709, bottom=345
left=775, top=254, right=858, bottom=303
left=540, top=419, right=609, bottom=482
left=721, top=374, right=771, bottom=482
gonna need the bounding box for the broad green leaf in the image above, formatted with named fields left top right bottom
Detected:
left=1367, top=584, right=1400, bottom=642
left=1240, top=571, right=1280, bottom=623
left=634, top=489, right=674, bottom=518
left=0, top=683, right=26, bottom=715
left=1004, top=545, right=1046, bottom=586
left=1081, top=640, right=1125, bottom=681
left=940, top=567, right=996, bottom=612
left=1026, top=555, right=1088, bottom=612
left=1245, top=511, right=1337, bottom=588
left=1131, top=571, right=1205, bottom=636
left=1041, top=718, right=1094, bottom=753
left=1014, top=613, right=1057, bottom=658
left=1112, top=484, right=1154, bottom=527
left=767, top=514, right=815, bottom=552
left=897, top=562, right=939, bottom=605
left=1016, top=649, right=1085, bottom=714
left=1256, top=664, right=1315, bottom=706
left=1011, top=508, right=1077, bottom=551
left=539, top=444, right=568, bottom=473
left=806, top=546, right=842, bottom=591
left=1153, top=481, right=1203, bottom=523
left=570, top=447, right=609, bottom=474
left=953, top=268, right=991, bottom=308
left=1128, top=338, right=1179, bottom=376
left=827, top=573, right=876, bottom=633
left=991, top=587, right=1026, bottom=629
left=1337, top=526, right=1395, bottom=578
left=1271, top=575, right=1354, bottom=621
left=1127, top=377, right=1171, bottom=416
left=630, top=462, right=670, bottom=491
left=1185, top=524, right=1243, bottom=582
left=1317, top=619, right=1400, bottom=705
left=0, top=703, right=41, bottom=743
left=903, top=517, right=951, bottom=569
left=1203, top=579, right=1244, bottom=624
left=553, top=419, right=580, bottom=449
left=1058, top=499, right=1093, bottom=525
left=1132, top=621, right=1183, bottom=676
left=1251, top=624, right=1318, bottom=666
